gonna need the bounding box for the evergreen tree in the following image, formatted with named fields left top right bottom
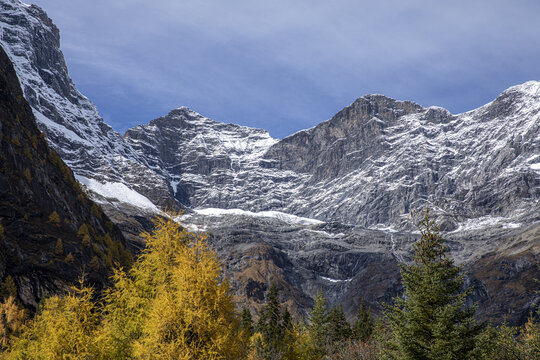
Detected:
left=327, top=304, right=351, bottom=344
left=282, top=308, right=293, bottom=333
left=241, top=307, right=254, bottom=335
left=306, top=291, right=330, bottom=359
left=383, top=209, right=481, bottom=360
left=255, top=283, right=295, bottom=359
left=353, top=299, right=374, bottom=342
left=257, top=284, right=281, bottom=346
left=281, top=308, right=296, bottom=359
left=474, top=315, right=540, bottom=360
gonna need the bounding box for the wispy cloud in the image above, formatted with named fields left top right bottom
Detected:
left=31, top=0, right=540, bottom=138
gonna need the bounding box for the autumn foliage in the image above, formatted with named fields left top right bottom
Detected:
left=3, top=215, right=247, bottom=359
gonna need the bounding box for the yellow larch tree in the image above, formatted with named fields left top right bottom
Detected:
left=97, top=214, right=247, bottom=360
left=7, top=284, right=99, bottom=359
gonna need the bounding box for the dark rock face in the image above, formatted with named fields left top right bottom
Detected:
left=0, top=44, right=130, bottom=310
left=185, top=211, right=539, bottom=324
left=182, top=212, right=406, bottom=319
left=264, top=95, right=424, bottom=176
left=466, top=223, right=540, bottom=324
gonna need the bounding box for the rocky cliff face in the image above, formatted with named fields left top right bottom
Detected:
left=124, top=107, right=301, bottom=211
left=0, top=44, right=131, bottom=310
left=264, top=85, right=540, bottom=230
left=0, top=0, right=170, bottom=247
left=1, top=0, right=538, bottom=324
left=0, top=0, right=171, bottom=210
left=124, top=85, right=540, bottom=236
left=181, top=209, right=538, bottom=324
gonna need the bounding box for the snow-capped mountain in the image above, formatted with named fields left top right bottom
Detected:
left=3, top=0, right=538, bottom=235
left=263, top=85, right=540, bottom=229
left=1, top=0, right=538, bottom=324
left=124, top=84, right=540, bottom=234
left=124, top=107, right=305, bottom=211
left=0, top=0, right=171, bottom=211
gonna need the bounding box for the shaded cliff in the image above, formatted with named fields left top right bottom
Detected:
left=0, top=44, right=131, bottom=310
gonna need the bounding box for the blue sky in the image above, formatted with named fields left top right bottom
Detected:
left=31, top=0, right=540, bottom=139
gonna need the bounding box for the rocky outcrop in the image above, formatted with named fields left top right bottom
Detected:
left=262, top=85, right=540, bottom=230
left=0, top=44, right=131, bottom=310
left=124, top=107, right=293, bottom=211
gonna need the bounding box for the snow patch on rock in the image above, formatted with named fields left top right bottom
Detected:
left=76, top=175, right=159, bottom=213
left=192, top=208, right=324, bottom=226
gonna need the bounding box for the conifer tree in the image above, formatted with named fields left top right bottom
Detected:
left=77, top=223, right=90, bottom=238
left=327, top=304, right=351, bottom=344
left=282, top=308, right=293, bottom=333
left=255, top=283, right=295, bottom=359
left=383, top=209, right=480, bottom=360
left=306, top=291, right=330, bottom=359
left=64, top=252, right=74, bottom=264
left=353, top=299, right=374, bottom=342
left=54, top=238, right=63, bottom=255
left=257, top=284, right=282, bottom=347
left=97, top=214, right=245, bottom=360
left=47, top=211, right=60, bottom=226
left=522, top=315, right=540, bottom=358
left=241, top=307, right=254, bottom=336
left=8, top=284, right=99, bottom=359
left=0, top=276, right=17, bottom=301
left=0, top=296, right=26, bottom=351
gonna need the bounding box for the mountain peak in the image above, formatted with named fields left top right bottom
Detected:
left=502, top=80, right=540, bottom=97
left=168, top=106, right=207, bottom=120
left=338, top=93, right=424, bottom=123
left=172, top=105, right=197, bottom=114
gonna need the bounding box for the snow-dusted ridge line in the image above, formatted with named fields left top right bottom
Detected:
left=188, top=208, right=324, bottom=226
left=450, top=215, right=522, bottom=233
left=2, top=0, right=540, bottom=237
left=0, top=0, right=166, bottom=201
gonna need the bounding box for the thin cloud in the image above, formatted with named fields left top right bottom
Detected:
left=31, top=0, right=540, bottom=138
